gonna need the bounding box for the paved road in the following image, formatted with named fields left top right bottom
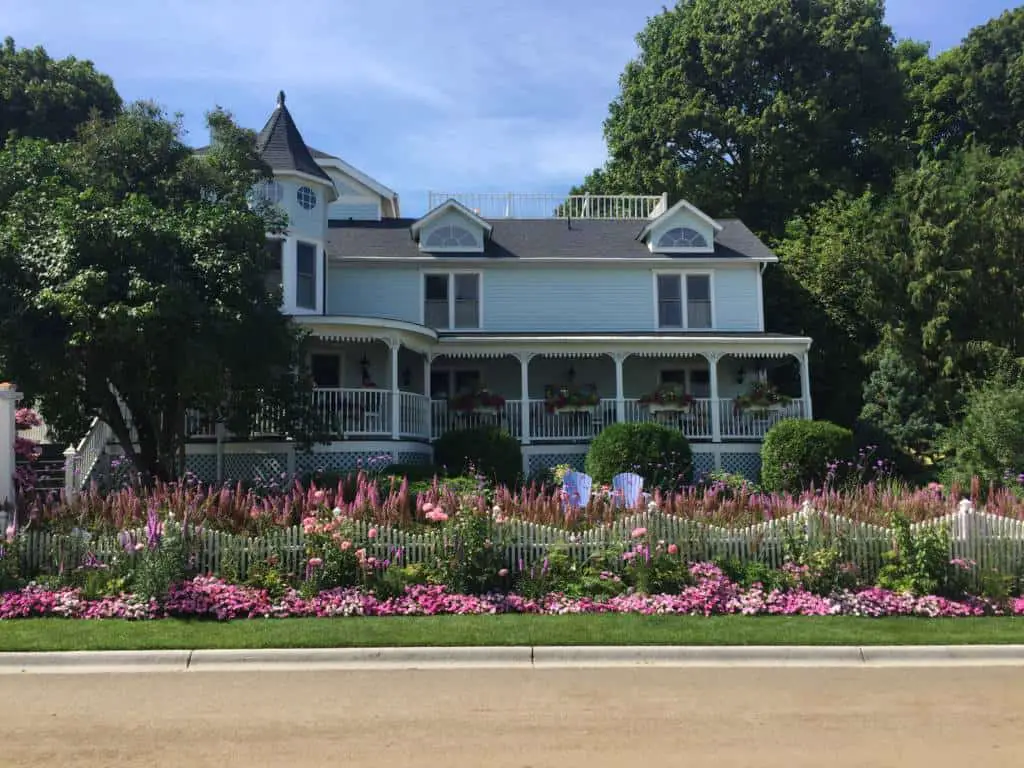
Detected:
left=3, top=666, right=1023, bottom=767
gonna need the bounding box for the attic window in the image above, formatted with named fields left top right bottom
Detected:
left=297, top=186, right=317, bottom=210
left=424, top=225, right=477, bottom=249
left=657, top=227, right=708, bottom=249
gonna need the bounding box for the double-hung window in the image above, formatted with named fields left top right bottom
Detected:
left=424, top=273, right=481, bottom=330
left=296, top=241, right=317, bottom=310
left=656, top=273, right=712, bottom=329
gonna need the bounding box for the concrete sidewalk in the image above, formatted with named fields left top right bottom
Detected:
left=3, top=644, right=1024, bottom=673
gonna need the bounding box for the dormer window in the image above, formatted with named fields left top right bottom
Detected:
left=424, top=225, right=478, bottom=249
left=297, top=186, right=318, bottom=210
left=657, top=227, right=707, bottom=249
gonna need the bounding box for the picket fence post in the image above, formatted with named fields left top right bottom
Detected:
left=0, top=383, right=22, bottom=527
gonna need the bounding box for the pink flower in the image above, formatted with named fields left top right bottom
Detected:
left=4, top=525, right=14, bottom=543
left=422, top=502, right=434, bottom=512
left=425, top=510, right=449, bottom=523
left=367, top=527, right=378, bottom=539
left=340, top=541, right=352, bottom=551
left=307, top=557, right=323, bottom=568
left=312, top=490, right=325, bottom=503
left=498, top=568, right=509, bottom=578
left=355, top=548, right=367, bottom=561
left=667, top=543, right=679, bottom=556
left=249, top=507, right=261, bottom=520
left=631, top=527, right=647, bottom=539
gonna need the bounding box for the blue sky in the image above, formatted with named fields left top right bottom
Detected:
left=3, top=0, right=1018, bottom=216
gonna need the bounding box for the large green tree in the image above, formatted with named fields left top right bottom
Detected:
left=575, top=0, right=910, bottom=236
left=912, top=8, right=1024, bottom=154
left=0, top=103, right=318, bottom=481
left=0, top=36, right=121, bottom=148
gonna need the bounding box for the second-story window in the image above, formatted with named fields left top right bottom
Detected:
left=657, top=273, right=712, bottom=329
left=424, top=272, right=482, bottom=330
left=296, top=241, right=317, bottom=310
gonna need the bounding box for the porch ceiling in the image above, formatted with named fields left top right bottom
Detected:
left=295, top=315, right=437, bottom=355
left=435, top=332, right=811, bottom=359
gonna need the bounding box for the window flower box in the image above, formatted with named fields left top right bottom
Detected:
left=734, top=381, right=792, bottom=415
left=640, top=384, right=694, bottom=414
left=544, top=387, right=600, bottom=414
left=449, top=389, right=506, bottom=415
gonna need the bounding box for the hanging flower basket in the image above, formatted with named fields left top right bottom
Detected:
left=734, top=381, right=792, bottom=415
left=449, top=389, right=506, bottom=414
left=544, top=388, right=600, bottom=414
left=640, top=384, right=694, bottom=414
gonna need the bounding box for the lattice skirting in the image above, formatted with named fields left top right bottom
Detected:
left=396, top=450, right=433, bottom=466
left=527, top=452, right=588, bottom=478
left=721, top=452, right=762, bottom=481
left=223, top=453, right=290, bottom=484
left=294, top=451, right=395, bottom=476
left=692, top=452, right=715, bottom=481
left=185, top=454, right=218, bottom=484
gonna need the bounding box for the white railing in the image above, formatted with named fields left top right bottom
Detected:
left=719, top=399, right=805, bottom=440
left=623, top=398, right=714, bottom=440
left=429, top=400, right=520, bottom=440
left=528, top=398, right=616, bottom=442
left=71, top=417, right=113, bottom=493
left=398, top=392, right=430, bottom=439
left=313, top=388, right=390, bottom=437
left=427, top=192, right=668, bottom=220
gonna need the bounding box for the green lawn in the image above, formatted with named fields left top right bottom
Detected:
left=2, top=615, right=1024, bottom=651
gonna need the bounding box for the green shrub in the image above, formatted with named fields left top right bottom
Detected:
left=408, top=475, right=482, bottom=499
left=943, top=380, right=1024, bottom=488
left=760, top=419, right=854, bottom=493
left=379, top=463, right=444, bottom=484
left=584, top=422, right=693, bottom=490
left=433, top=427, right=522, bottom=487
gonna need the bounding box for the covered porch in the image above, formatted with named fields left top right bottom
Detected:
left=286, top=326, right=812, bottom=445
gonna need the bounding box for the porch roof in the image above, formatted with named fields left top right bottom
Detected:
left=435, top=331, right=811, bottom=359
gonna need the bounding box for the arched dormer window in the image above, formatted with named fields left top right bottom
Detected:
left=657, top=227, right=708, bottom=249
left=424, top=225, right=478, bottom=249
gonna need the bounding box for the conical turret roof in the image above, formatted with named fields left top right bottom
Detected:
left=256, top=91, right=333, bottom=185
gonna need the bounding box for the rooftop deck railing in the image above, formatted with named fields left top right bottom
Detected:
left=427, top=192, right=668, bottom=220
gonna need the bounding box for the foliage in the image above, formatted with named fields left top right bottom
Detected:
left=574, top=0, right=909, bottom=237
left=911, top=8, right=1024, bottom=154
left=859, top=332, right=942, bottom=457
left=760, top=420, right=854, bottom=493
left=422, top=504, right=505, bottom=595
left=0, top=103, right=320, bottom=482
left=734, top=381, right=792, bottom=411
left=433, top=426, right=522, bottom=488
left=876, top=514, right=953, bottom=597
left=13, top=407, right=42, bottom=494
left=638, top=383, right=694, bottom=407
left=585, top=421, right=693, bottom=491
left=943, top=379, right=1024, bottom=488
left=543, top=388, right=600, bottom=411
left=448, top=389, right=505, bottom=412
left=0, top=37, right=121, bottom=148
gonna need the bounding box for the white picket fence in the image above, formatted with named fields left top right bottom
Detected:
left=16, top=508, right=1024, bottom=585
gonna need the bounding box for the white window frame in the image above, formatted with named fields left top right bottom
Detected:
left=295, top=241, right=318, bottom=311
left=421, top=271, right=484, bottom=330
left=649, top=221, right=715, bottom=254
left=653, top=271, right=716, bottom=330
left=296, top=185, right=318, bottom=210
left=656, top=226, right=709, bottom=250
left=422, top=224, right=480, bottom=251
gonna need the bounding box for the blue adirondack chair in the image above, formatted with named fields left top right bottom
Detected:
left=561, top=470, right=593, bottom=510
left=612, top=472, right=644, bottom=508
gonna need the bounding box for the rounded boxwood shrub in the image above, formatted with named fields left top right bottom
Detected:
left=379, top=463, right=444, bottom=484
left=433, top=426, right=523, bottom=488
left=760, top=419, right=855, bottom=493
left=584, top=422, right=693, bottom=491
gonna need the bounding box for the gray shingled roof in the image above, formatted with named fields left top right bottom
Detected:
left=326, top=217, right=776, bottom=261
left=255, top=92, right=333, bottom=184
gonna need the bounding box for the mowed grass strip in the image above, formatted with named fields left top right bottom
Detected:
left=2, top=615, right=1024, bottom=651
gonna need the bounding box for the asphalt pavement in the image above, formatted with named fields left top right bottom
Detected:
left=3, top=665, right=1022, bottom=767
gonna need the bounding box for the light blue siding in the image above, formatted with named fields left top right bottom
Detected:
left=484, top=268, right=651, bottom=331
left=714, top=267, right=760, bottom=330
left=327, top=268, right=420, bottom=322
left=328, top=201, right=380, bottom=221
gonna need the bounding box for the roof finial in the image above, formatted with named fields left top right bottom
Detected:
left=276, top=90, right=286, bottom=107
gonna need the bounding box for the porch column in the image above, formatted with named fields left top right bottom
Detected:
left=423, top=354, right=433, bottom=440
left=707, top=352, right=722, bottom=443
left=800, top=351, right=813, bottom=420
left=388, top=338, right=400, bottom=440
left=517, top=352, right=533, bottom=445
left=0, top=383, right=21, bottom=517
left=612, top=352, right=627, bottom=423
